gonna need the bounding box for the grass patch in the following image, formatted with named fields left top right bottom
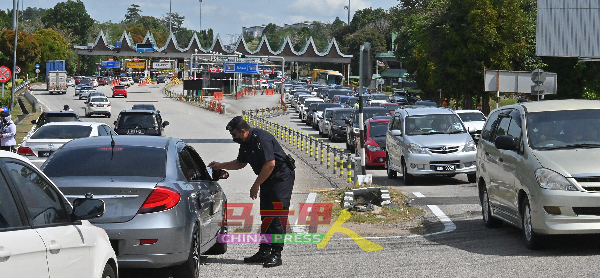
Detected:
left=320, top=185, right=423, bottom=225
left=13, top=89, right=41, bottom=145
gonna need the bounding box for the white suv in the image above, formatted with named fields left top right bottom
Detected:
left=386, top=106, right=477, bottom=185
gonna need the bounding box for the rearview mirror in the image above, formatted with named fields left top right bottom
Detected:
left=467, top=126, right=476, bottom=134
left=211, top=169, right=229, bottom=181
left=162, top=121, right=169, bottom=127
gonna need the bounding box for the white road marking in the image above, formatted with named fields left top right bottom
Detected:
left=413, top=192, right=426, bottom=198
left=292, top=192, right=317, bottom=234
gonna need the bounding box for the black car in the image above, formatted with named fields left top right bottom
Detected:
left=328, top=108, right=353, bottom=143
left=114, top=110, right=169, bottom=136
left=131, top=104, right=157, bottom=111
left=346, top=107, right=390, bottom=152
left=31, top=111, right=80, bottom=129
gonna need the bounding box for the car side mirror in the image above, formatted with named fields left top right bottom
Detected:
left=211, top=169, right=229, bottom=181
left=467, top=126, right=476, bottom=134
left=113, top=121, right=117, bottom=126
left=72, top=198, right=105, bottom=220
left=162, top=121, right=169, bottom=127
left=390, top=129, right=402, bottom=136
left=495, top=135, right=517, bottom=150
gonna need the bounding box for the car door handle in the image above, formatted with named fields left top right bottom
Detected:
left=48, top=240, right=62, bottom=254
left=0, top=246, right=11, bottom=262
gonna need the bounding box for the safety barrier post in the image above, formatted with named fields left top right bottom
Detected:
left=306, top=135, right=310, bottom=155
left=295, top=130, right=299, bottom=149
left=348, top=155, right=353, bottom=183
left=340, top=151, right=345, bottom=178
left=333, top=146, right=338, bottom=174
left=314, top=139, right=319, bottom=161
left=326, top=143, right=331, bottom=169
left=309, top=137, right=314, bottom=158
left=300, top=133, right=304, bottom=152
left=319, top=140, right=324, bottom=165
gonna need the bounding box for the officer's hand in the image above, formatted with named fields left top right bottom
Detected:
left=250, top=185, right=259, bottom=200
left=207, top=161, right=220, bottom=169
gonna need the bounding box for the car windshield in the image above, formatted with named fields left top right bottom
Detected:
left=31, top=125, right=92, bottom=139
left=394, top=91, right=407, bottom=96
left=43, top=146, right=166, bottom=177
left=527, top=109, right=600, bottom=150
left=353, top=109, right=390, bottom=122
left=118, top=113, right=157, bottom=128
left=369, top=121, right=389, bottom=137
left=45, top=115, right=78, bottom=123
left=405, top=114, right=465, bottom=135
left=333, top=111, right=352, bottom=120
left=458, top=112, right=486, bottom=122
left=304, top=100, right=322, bottom=107
left=371, top=95, right=389, bottom=101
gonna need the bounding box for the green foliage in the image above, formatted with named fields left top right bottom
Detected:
left=34, top=29, right=69, bottom=72
left=42, top=0, right=94, bottom=45
left=0, top=30, right=40, bottom=74
left=0, top=9, right=11, bottom=30
left=124, top=4, right=142, bottom=24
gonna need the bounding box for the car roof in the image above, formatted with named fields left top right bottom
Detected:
left=368, top=116, right=392, bottom=122
left=41, top=121, right=105, bottom=127
left=332, top=108, right=353, bottom=112
left=62, top=135, right=172, bottom=149
left=120, top=109, right=158, bottom=114
left=401, top=107, right=455, bottom=116
left=454, top=109, right=483, bottom=114
left=516, top=99, right=600, bottom=113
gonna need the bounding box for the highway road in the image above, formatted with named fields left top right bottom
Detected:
left=27, top=83, right=600, bottom=277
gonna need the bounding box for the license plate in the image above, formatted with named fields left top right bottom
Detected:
left=38, top=151, right=53, bottom=157
left=434, top=165, right=455, bottom=171
left=127, top=129, right=145, bottom=135
left=97, top=104, right=104, bottom=107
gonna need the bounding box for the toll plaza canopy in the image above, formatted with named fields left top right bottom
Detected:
left=76, top=30, right=353, bottom=63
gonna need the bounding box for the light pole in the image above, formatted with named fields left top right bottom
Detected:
left=169, top=0, right=172, bottom=33
left=199, top=0, right=202, bottom=31
left=344, top=0, right=350, bottom=25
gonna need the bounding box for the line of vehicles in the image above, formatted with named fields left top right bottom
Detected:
left=288, top=80, right=600, bottom=251
left=2, top=82, right=220, bottom=278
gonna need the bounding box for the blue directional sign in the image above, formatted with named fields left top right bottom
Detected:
left=224, top=62, right=259, bottom=74
left=101, top=61, right=121, bottom=68
left=35, top=64, right=40, bottom=69
left=136, top=43, right=154, bottom=52
left=114, top=42, right=121, bottom=48
left=120, top=73, right=126, bottom=76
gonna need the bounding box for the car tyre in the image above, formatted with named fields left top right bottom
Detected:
left=173, top=223, right=201, bottom=278
left=386, top=153, right=396, bottom=179
left=86, top=112, right=91, bottom=118
left=106, top=113, right=111, bottom=118
left=402, top=160, right=414, bottom=185
left=522, top=198, right=544, bottom=250
left=467, top=173, right=476, bottom=183
left=101, top=263, right=116, bottom=278
left=481, top=186, right=502, bottom=228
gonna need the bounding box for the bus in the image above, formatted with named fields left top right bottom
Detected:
left=316, top=70, right=344, bottom=86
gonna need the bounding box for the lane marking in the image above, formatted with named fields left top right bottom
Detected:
left=292, top=192, right=317, bottom=234
left=413, top=192, right=425, bottom=198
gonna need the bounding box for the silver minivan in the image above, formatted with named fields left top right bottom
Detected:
left=477, top=99, right=600, bottom=249
left=385, top=107, right=477, bottom=185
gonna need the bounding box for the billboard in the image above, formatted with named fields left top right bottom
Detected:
left=126, top=62, right=146, bottom=69
left=153, top=62, right=171, bottom=69
left=484, top=70, right=557, bottom=95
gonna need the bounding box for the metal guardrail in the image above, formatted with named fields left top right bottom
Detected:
left=164, top=85, right=226, bottom=114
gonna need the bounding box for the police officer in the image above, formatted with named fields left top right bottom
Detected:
left=208, top=116, right=294, bottom=268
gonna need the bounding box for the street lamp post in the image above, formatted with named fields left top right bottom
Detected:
left=344, top=0, right=350, bottom=25
left=199, top=0, right=202, bottom=31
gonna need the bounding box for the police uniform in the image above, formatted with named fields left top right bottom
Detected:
left=236, top=128, right=294, bottom=252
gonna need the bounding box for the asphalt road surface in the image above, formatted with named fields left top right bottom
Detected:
left=27, top=83, right=600, bottom=277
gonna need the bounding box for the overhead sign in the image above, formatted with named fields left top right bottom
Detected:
left=15, top=66, right=21, bottom=74
left=263, top=68, right=275, bottom=74
left=224, top=62, right=259, bottom=74
left=126, top=62, right=146, bottom=69
left=136, top=43, right=153, bottom=52
left=114, top=42, right=121, bottom=48
left=208, top=66, right=220, bottom=73
left=153, top=62, right=171, bottom=69
left=0, top=66, right=10, bottom=83
left=101, top=61, right=121, bottom=68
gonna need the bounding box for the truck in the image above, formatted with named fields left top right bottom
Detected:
left=46, top=60, right=67, bottom=94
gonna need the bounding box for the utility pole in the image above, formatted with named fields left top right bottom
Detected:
left=169, top=0, right=172, bottom=33
left=199, top=0, right=203, bottom=31
left=11, top=0, right=18, bottom=111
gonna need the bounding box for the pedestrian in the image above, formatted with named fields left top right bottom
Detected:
left=442, top=98, right=449, bottom=108
left=63, top=105, right=73, bottom=111
left=0, top=109, right=16, bottom=152
left=208, top=116, right=295, bottom=268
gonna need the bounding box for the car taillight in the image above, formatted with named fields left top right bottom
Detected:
left=88, top=103, right=94, bottom=107
left=17, top=146, right=36, bottom=156
left=107, top=103, right=111, bottom=107
left=137, top=186, right=180, bottom=214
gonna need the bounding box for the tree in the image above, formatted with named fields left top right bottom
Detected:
left=331, top=17, right=346, bottom=30
left=33, top=28, right=69, bottom=73
left=124, top=4, right=142, bottom=23
left=344, top=28, right=386, bottom=75
left=0, top=9, right=12, bottom=30
left=197, top=29, right=214, bottom=49
left=0, top=30, right=41, bottom=74
left=42, top=0, right=94, bottom=45
left=163, top=12, right=185, bottom=33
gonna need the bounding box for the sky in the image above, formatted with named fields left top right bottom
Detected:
left=3, top=0, right=400, bottom=44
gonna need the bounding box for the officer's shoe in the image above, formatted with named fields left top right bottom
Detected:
left=244, top=248, right=271, bottom=264
left=263, top=250, right=282, bottom=268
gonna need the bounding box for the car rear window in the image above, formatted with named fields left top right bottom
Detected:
left=31, top=125, right=92, bottom=139
left=369, top=121, right=389, bottom=137
left=90, top=97, right=108, bottom=103
left=117, top=113, right=157, bottom=128
left=43, top=146, right=166, bottom=177
left=46, top=114, right=78, bottom=123
left=115, top=85, right=126, bottom=89
left=457, top=112, right=486, bottom=122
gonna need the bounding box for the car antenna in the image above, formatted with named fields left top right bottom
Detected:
left=109, top=131, right=115, bottom=160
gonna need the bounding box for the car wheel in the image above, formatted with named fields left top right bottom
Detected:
left=86, top=113, right=91, bottom=118
left=402, top=160, right=414, bottom=185
left=101, top=263, right=116, bottom=278
left=319, top=127, right=323, bottom=136
left=467, top=173, right=476, bottom=183
left=386, top=153, right=396, bottom=179
left=173, top=223, right=201, bottom=278
left=204, top=221, right=227, bottom=255
left=106, top=113, right=111, bottom=118
left=522, top=198, right=544, bottom=250
left=124, top=95, right=127, bottom=98
left=481, top=186, right=502, bottom=228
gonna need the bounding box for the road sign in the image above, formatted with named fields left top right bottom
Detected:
left=159, top=59, right=166, bottom=62
left=263, top=68, right=275, bottom=74
left=15, top=66, right=21, bottom=74
left=208, top=66, right=220, bottom=73
left=101, top=61, right=120, bottom=68
left=224, top=62, right=259, bottom=74
left=115, top=42, right=121, bottom=48
left=136, top=43, right=153, bottom=52
left=280, top=77, right=287, bottom=83
left=35, top=69, right=40, bottom=74
left=152, top=62, right=171, bottom=69
left=188, top=75, right=194, bottom=80
left=132, top=58, right=139, bottom=62
left=108, top=58, right=114, bottom=62
left=0, top=67, right=10, bottom=83
left=35, top=64, right=40, bottom=69
left=531, top=69, right=546, bottom=83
